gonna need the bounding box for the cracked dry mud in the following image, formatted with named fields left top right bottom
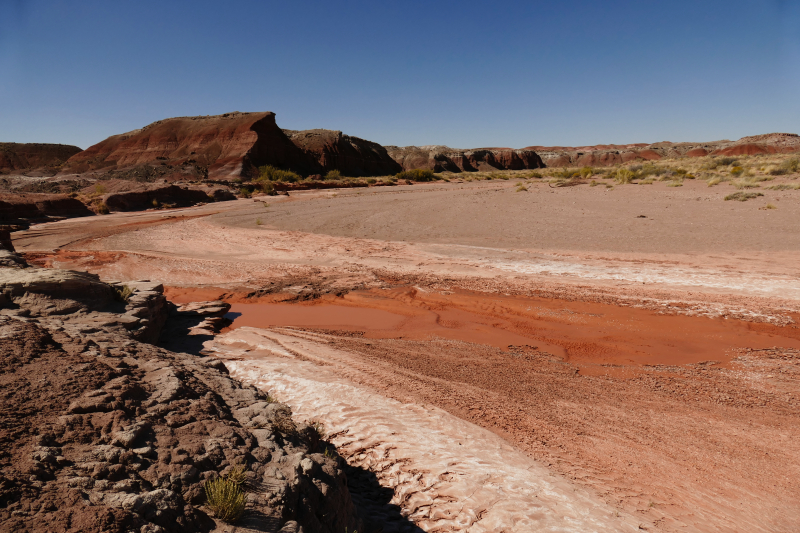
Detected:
left=11, top=179, right=800, bottom=532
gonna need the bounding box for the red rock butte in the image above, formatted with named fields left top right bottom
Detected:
left=61, top=112, right=403, bottom=179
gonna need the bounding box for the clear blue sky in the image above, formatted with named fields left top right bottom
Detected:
left=1, top=0, right=798, bottom=149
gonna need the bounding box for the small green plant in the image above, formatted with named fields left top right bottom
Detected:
left=96, top=202, right=110, bottom=214
left=395, top=169, right=436, bottom=182
left=725, top=192, right=764, bottom=201
left=590, top=180, right=598, bottom=187
left=94, top=184, right=107, bottom=195
left=761, top=203, right=777, bottom=210
left=239, top=187, right=252, bottom=198
left=152, top=199, right=160, bottom=208
left=515, top=183, right=528, bottom=192
left=256, top=218, right=262, bottom=225
left=257, top=165, right=301, bottom=183
left=730, top=166, right=744, bottom=176
left=113, top=285, right=134, bottom=302
left=324, top=169, right=342, bottom=180
left=205, top=476, right=246, bottom=523
left=366, top=177, right=377, bottom=184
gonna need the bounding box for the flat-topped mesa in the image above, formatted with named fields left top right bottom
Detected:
left=283, top=129, right=403, bottom=176
left=528, top=133, right=800, bottom=168
left=0, top=143, right=82, bottom=176
left=386, top=145, right=546, bottom=172
left=61, top=112, right=315, bottom=180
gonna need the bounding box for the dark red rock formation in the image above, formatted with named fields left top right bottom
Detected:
left=0, top=193, right=93, bottom=223
left=101, top=184, right=217, bottom=212
left=0, top=143, right=82, bottom=175
left=62, top=113, right=402, bottom=180
left=528, top=133, right=800, bottom=168
left=62, top=112, right=314, bottom=180
left=386, top=145, right=545, bottom=172
left=283, top=129, right=402, bottom=176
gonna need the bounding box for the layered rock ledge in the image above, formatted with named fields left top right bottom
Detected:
left=0, top=251, right=362, bottom=533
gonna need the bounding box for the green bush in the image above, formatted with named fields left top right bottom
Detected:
left=239, top=187, right=252, bottom=198
left=730, top=166, right=744, bottom=176
left=324, top=169, right=342, bottom=180
left=260, top=181, right=276, bottom=196
left=395, top=169, right=436, bottom=182
left=205, top=476, right=246, bottom=523
left=113, top=285, right=134, bottom=302
left=96, top=202, right=110, bottom=214
left=257, top=165, right=301, bottom=183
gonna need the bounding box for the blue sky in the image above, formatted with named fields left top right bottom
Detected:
left=1, top=0, right=798, bottom=149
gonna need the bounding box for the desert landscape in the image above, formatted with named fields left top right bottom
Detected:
left=1, top=110, right=799, bottom=532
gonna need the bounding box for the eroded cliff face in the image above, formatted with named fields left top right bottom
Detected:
left=61, top=113, right=402, bottom=180
left=0, top=143, right=82, bottom=176
left=61, top=112, right=314, bottom=180
left=386, top=145, right=545, bottom=172
left=283, top=129, right=403, bottom=177
left=527, top=133, right=800, bottom=168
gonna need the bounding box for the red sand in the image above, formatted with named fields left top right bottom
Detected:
left=170, top=286, right=800, bottom=368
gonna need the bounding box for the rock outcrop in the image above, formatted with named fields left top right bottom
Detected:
left=0, top=143, right=82, bottom=176
left=0, top=193, right=94, bottom=225
left=61, top=112, right=403, bottom=180
left=386, top=145, right=545, bottom=172
left=0, top=253, right=363, bottom=532
left=527, top=133, right=800, bottom=168
left=61, top=112, right=314, bottom=180
left=284, top=129, right=402, bottom=176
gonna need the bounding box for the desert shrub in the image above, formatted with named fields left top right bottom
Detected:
left=780, top=158, right=799, bottom=174
left=589, top=180, right=599, bottom=187
left=256, top=218, right=262, bottom=225
left=639, top=178, right=654, bottom=184
left=769, top=167, right=788, bottom=176
left=94, top=184, right=107, bottom=195
left=762, top=203, right=777, bottom=210
left=260, top=181, right=276, bottom=196
left=674, top=168, right=688, bottom=176
left=732, top=178, right=760, bottom=189
left=579, top=166, right=594, bottom=178
left=730, top=166, right=744, bottom=176
left=205, top=476, right=246, bottom=523
left=515, top=183, right=528, bottom=192
left=725, top=192, right=764, bottom=201
left=96, top=202, right=110, bottom=214
left=614, top=168, right=636, bottom=184
left=113, top=285, right=134, bottom=302
left=257, top=165, right=300, bottom=183
left=638, top=164, right=664, bottom=178
left=324, top=169, right=342, bottom=180
left=766, top=183, right=800, bottom=190
left=707, top=176, right=724, bottom=187
left=666, top=181, right=683, bottom=187
left=719, top=157, right=739, bottom=166
left=396, top=169, right=436, bottom=182
left=152, top=199, right=160, bottom=208
left=366, top=177, right=377, bottom=184
left=239, top=188, right=251, bottom=198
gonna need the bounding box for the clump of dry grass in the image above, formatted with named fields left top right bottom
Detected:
left=766, top=183, right=800, bottom=190
left=614, top=168, right=636, bottom=184
left=760, top=203, right=777, bottom=210
left=205, top=471, right=246, bottom=523
left=724, top=192, right=764, bottom=202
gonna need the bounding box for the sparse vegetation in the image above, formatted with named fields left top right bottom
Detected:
left=515, top=183, right=528, bottom=192
left=257, top=165, right=301, bottom=183
left=724, top=192, right=764, bottom=201
left=730, top=166, right=744, bottom=176
left=614, top=168, right=636, bottom=184
left=396, top=169, right=436, bottom=182
left=761, top=203, right=777, bottom=210
left=239, top=187, right=252, bottom=198
left=96, top=202, right=110, bottom=214
left=766, top=183, right=800, bottom=190
left=113, top=285, right=134, bottom=302
left=324, top=169, right=342, bottom=180
left=205, top=474, right=246, bottom=523
left=256, top=218, right=262, bottom=225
